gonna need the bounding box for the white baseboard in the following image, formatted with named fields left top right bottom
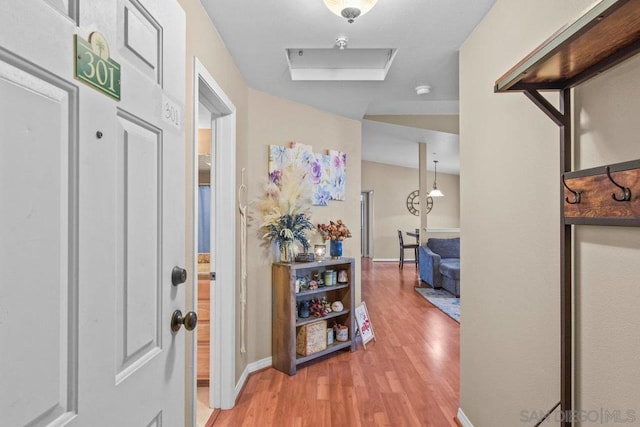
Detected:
left=372, top=258, right=415, bottom=262
left=234, top=356, right=272, bottom=402
left=457, top=408, right=474, bottom=427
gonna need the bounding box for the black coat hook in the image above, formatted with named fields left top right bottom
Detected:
left=562, top=174, right=581, bottom=204
left=605, top=166, right=631, bottom=202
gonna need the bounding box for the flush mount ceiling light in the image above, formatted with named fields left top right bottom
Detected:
left=415, top=85, right=431, bottom=95
left=323, top=0, right=378, bottom=23
left=428, top=160, right=444, bottom=197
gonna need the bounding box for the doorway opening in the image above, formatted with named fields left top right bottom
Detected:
left=361, top=191, right=374, bottom=258
left=195, top=100, right=217, bottom=424
left=190, top=58, right=237, bottom=426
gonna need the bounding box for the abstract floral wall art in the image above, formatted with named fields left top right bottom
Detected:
left=329, top=150, right=347, bottom=201
left=313, top=153, right=332, bottom=206
left=268, top=144, right=291, bottom=186
left=268, top=142, right=346, bottom=206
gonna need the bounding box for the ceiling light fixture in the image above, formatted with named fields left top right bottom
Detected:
left=335, top=36, right=348, bottom=50
left=323, top=0, right=378, bottom=23
left=428, top=160, right=444, bottom=197
left=415, top=85, right=431, bottom=95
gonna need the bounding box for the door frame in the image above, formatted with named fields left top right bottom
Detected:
left=361, top=190, right=374, bottom=257
left=191, top=57, right=237, bottom=414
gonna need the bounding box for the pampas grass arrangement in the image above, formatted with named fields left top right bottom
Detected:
left=254, top=167, right=315, bottom=254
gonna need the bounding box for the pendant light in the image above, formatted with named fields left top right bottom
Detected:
left=428, top=160, right=444, bottom=197
left=323, top=0, right=378, bottom=23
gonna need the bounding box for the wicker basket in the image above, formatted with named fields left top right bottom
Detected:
left=296, top=320, right=328, bottom=356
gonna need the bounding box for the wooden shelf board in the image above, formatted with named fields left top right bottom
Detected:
left=296, top=310, right=350, bottom=328
left=295, top=341, right=352, bottom=365
left=495, top=0, right=640, bottom=92
left=296, top=283, right=349, bottom=298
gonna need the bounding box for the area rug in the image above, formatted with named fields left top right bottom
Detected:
left=414, top=287, right=460, bottom=323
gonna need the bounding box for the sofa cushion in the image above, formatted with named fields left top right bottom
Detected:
left=439, top=259, right=460, bottom=280
left=426, top=238, right=460, bottom=259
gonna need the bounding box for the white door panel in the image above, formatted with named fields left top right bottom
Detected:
left=0, top=2, right=76, bottom=79
left=43, top=0, right=78, bottom=21
left=120, top=0, right=162, bottom=85
left=0, top=0, right=186, bottom=425
left=115, top=110, right=162, bottom=384
left=0, top=51, right=79, bottom=427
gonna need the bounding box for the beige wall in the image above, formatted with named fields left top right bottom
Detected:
left=460, top=0, right=640, bottom=425
left=364, top=114, right=460, bottom=134
left=426, top=171, right=460, bottom=230
left=246, top=88, right=362, bottom=362
left=179, top=0, right=251, bottom=385
left=573, top=54, right=640, bottom=422
left=179, top=0, right=360, bottom=387
left=362, top=161, right=420, bottom=260
left=362, top=160, right=460, bottom=260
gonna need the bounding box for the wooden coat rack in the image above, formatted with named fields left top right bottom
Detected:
left=563, top=160, right=640, bottom=225
left=494, top=1, right=640, bottom=425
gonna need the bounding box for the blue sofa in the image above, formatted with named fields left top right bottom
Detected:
left=419, top=237, right=460, bottom=297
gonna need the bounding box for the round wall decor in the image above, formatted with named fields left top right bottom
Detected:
left=406, top=190, right=433, bottom=216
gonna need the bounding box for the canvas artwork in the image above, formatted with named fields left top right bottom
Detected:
left=268, top=142, right=346, bottom=206
left=329, top=150, right=346, bottom=201
left=268, top=144, right=291, bottom=186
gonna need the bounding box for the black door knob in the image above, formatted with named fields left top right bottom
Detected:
left=171, top=266, right=187, bottom=286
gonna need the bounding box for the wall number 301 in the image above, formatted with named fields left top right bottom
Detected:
left=162, top=95, right=182, bottom=131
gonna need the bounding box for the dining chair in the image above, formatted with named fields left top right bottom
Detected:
left=397, top=230, right=419, bottom=269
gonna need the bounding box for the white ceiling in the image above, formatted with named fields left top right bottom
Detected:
left=362, top=120, right=459, bottom=174
left=201, top=0, right=495, bottom=172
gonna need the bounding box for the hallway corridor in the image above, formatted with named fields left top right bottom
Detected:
left=211, top=259, right=460, bottom=426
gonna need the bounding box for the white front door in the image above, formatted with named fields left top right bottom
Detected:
left=0, top=1, right=187, bottom=426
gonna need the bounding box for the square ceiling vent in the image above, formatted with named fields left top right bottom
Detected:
left=285, top=48, right=397, bottom=81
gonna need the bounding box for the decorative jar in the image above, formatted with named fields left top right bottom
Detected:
left=338, top=270, right=348, bottom=283
left=329, top=240, right=343, bottom=259
left=324, top=270, right=334, bottom=286
left=335, top=324, right=348, bottom=342
left=314, top=244, right=326, bottom=260
left=298, top=300, right=310, bottom=318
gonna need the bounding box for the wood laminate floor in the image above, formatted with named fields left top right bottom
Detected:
left=212, top=258, right=460, bottom=426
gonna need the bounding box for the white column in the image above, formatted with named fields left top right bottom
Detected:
left=418, top=143, right=428, bottom=245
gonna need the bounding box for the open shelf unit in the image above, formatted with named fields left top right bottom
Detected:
left=272, top=257, right=356, bottom=375
left=495, top=1, right=640, bottom=425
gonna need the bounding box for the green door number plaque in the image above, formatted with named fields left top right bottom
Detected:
left=74, top=32, right=121, bottom=100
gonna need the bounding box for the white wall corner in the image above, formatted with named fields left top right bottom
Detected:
left=234, top=357, right=273, bottom=402
left=457, top=408, right=474, bottom=427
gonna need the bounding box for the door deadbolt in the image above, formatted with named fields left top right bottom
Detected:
left=171, top=266, right=187, bottom=286
left=170, top=310, right=198, bottom=332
